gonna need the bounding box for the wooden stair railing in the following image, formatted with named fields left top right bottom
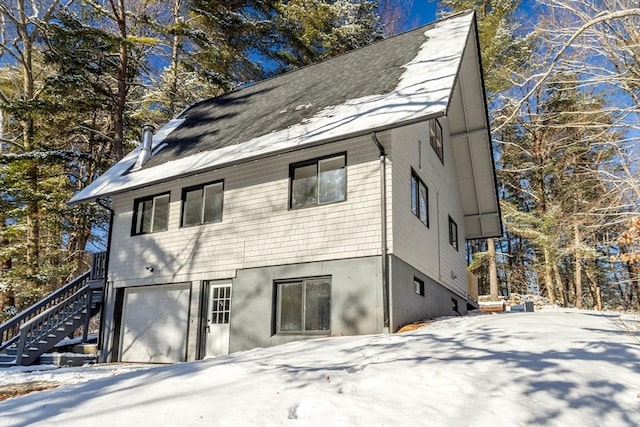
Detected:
left=0, top=271, right=91, bottom=353
left=15, top=285, right=97, bottom=366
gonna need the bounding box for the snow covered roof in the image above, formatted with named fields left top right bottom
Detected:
left=69, top=11, right=501, bottom=238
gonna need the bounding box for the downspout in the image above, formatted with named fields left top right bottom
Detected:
left=95, top=198, right=114, bottom=363
left=436, top=190, right=441, bottom=281
left=371, top=133, right=390, bottom=333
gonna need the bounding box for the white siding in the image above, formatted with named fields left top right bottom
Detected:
left=389, top=120, right=468, bottom=297
left=108, top=134, right=388, bottom=287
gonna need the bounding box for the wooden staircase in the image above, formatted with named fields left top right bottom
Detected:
left=0, top=254, right=106, bottom=367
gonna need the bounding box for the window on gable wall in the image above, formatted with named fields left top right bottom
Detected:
left=275, top=278, right=331, bottom=334
left=449, top=215, right=458, bottom=250
left=132, top=193, right=170, bottom=235
left=290, top=154, right=346, bottom=208
left=181, top=181, right=224, bottom=227
left=430, top=119, right=443, bottom=163
left=411, top=170, right=429, bottom=226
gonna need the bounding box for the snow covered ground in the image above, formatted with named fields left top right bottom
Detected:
left=1, top=309, right=638, bottom=426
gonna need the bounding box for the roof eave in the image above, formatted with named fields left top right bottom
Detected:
left=68, top=110, right=447, bottom=206
left=471, top=13, right=503, bottom=239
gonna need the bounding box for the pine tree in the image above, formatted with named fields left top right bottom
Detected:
left=0, top=0, right=385, bottom=318
left=436, top=0, right=534, bottom=297
left=499, top=75, right=618, bottom=307
left=273, top=0, right=382, bottom=68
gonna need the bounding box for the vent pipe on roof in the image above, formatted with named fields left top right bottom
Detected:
left=132, top=125, right=155, bottom=171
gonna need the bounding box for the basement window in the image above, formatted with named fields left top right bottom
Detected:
left=290, top=154, right=346, bottom=208
left=449, top=216, right=459, bottom=250
left=132, top=193, right=170, bottom=235
left=181, top=181, right=224, bottom=227
left=275, top=278, right=331, bottom=334
left=430, top=119, right=443, bottom=163
left=414, top=277, right=425, bottom=297
left=411, top=170, right=429, bottom=226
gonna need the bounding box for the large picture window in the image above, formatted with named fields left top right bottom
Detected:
left=290, top=154, right=346, bottom=208
left=275, top=278, right=331, bottom=334
left=430, top=119, right=443, bottom=163
left=181, top=181, right=223, bottom=227
left=411, top=170, right=429, bottom=226
left=132, top=193, right=170, bottom=235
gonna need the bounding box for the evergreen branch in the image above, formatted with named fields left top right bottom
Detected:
left=74, top=125, right=115, bottom=143
left=0, top=149, right=91, bottom=164
left=82, top=0, right=116, bottom=21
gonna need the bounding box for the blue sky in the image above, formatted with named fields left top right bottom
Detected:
left=407, top=1, right=438, bottom=29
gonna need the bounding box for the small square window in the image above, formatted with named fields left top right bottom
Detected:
left=414, top=277, right=425, bottom=296
left=411, top=170, right=428, bottom=226
left=448, top=216, right=458, bottom=250
left=132, top=193, right=170, bottom=235
left=430, top=119, right=443, bottom=163
left=290, top=154, right=346, bottom=208
left=181, top=181, right=223, bottom=227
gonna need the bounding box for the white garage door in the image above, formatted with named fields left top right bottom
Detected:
left=120, top=283, right=191, bottom=363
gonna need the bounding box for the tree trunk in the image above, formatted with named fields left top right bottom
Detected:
left=574, top=225, right=583, bottom=308
left=543, top=246, right=556, bottom=305
left=630, top=264, right=640, bottom=309
left=113, top=0, right=127, bottom=161
left=585, top=264, right=603, bottom=311
left=167, top=0, right=182, bottom=115
left=553, top=263, right=566, bottom=307
left=624, top=262, right=639, bottom=308
left=488, top=238, right=499, bottom=299
left=18, top=0, right=40, bottom=277
left=589, top=280, right=603, bottom=311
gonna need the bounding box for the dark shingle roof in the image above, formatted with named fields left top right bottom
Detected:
left=69, top=11, right=478, bottom=204
left=143, top=27, right=430, bottom=168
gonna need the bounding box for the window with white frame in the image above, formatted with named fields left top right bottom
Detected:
left=132, top=193, right=170, bottom=235
left=449, top=215, right=458, bottom=250
left=430, top=119, right=443, bottom=163
left=290, top=154, right=346, bottom=208
left=275, top=278, right=331, bottom=334
left=181, top=181, right=223, bottom=227
left=411, top=170, right=429, bottom=226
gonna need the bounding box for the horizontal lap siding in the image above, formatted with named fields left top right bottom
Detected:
left=390, top=120, right=467, bottom=297
left=108, top=134, right=389, bottom=287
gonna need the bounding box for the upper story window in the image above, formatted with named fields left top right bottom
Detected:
left=181, top=181, right=223, bottom=227
left=430, top=119, right=443, bottom=163
left=290, top=154, right=346, bottom=209
left=411, top=170, right=429, bottom=226
left=132, top=193, right=170, bottom=235
left=449, top=216, right=459, bottom=250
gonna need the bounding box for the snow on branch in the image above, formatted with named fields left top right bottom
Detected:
left=494, top=8, right=640, bottom=133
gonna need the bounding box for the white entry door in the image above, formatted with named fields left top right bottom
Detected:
left=205, top=283, right=232, bottom=357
